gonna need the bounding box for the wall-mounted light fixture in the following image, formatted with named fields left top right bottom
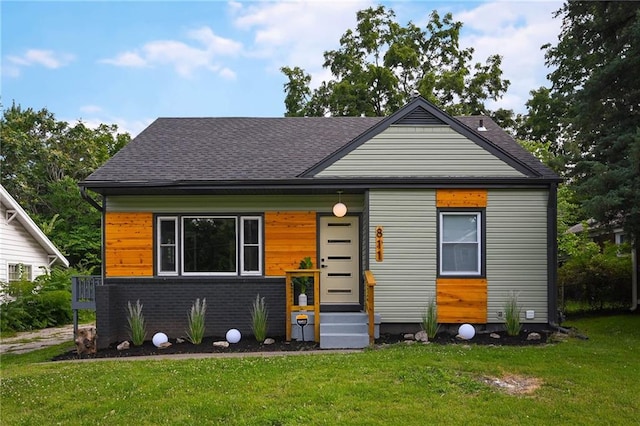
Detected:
left=332, top=191, right=347, bottom=217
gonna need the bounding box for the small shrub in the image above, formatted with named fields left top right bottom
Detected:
left=504, top=292, right=522, bottom=336
left=251, top=294, right=269, bottom=342
left=421, top=297, right=439, bottom=339
left=186, top=298, right=206, bottom=344
left=126, top=300, right=147, bottom=345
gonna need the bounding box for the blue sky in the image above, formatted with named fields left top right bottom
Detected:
left=2, top=0, right=562, bottom=136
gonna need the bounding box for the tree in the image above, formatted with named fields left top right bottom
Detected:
left=544, top=2, right=640, bottom=241
left=0, top=103, right=130, bottom=268
left=281, top=6, right=509, bottom=117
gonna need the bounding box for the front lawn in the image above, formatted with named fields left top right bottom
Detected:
left=1, top=314, right=638, bottom=425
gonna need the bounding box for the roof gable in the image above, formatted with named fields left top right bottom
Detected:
left=0, top=185, right=69, bottom=268
left=302, top=97, right=545, bottom=178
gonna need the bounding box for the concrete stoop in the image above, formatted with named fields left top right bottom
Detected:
left=290, top=311, right=381, bottom=349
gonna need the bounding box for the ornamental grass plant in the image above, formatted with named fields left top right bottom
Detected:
left=251, top=294, right=269, bottom=342
left=504, top=292, right=522, bottom=336
left=421, top=297, right=440, bottom=339
left=186, top=298, right=206, bottom=344
left=126, top=299, right=146, bottom=345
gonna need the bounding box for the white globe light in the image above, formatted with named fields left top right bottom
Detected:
left=333, top=202, right=347, bottom=217
left=458, top=324, right=475, bottom=340
left=226, top=328, right=241, bottom=344
left=152, top=332, right=168, bottom=347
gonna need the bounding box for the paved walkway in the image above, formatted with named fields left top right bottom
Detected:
left=1, top=324, right=87, bottom=355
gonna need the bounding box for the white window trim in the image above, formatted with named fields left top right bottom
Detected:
left=240, top=216, right=263, bottom=276
left=439, top=211, right=482, bottom=276
left=8, top=263, right=33, bottom=282
left=157, top=217, right=178, bottom=276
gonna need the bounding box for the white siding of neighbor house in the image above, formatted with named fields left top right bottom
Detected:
left=486, top=189, right=549, bottom=323
left=105, top=194, right=365, bottom=213
left=316, top=126, right=525, bottom=177
left=0, top=201, right=51, bottom=282
left=367, top=190, right=437, bottom=323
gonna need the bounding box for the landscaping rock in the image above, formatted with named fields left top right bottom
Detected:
left=527, top=332, right=541, bottom=341
left=490, top=333, right=501, bottom=339
left=158, top=342, right=172, bottom=349
left=415, top=330, right=429, bottom=342
left=176, top=338, right=185, bottom=344
left=117, top=341, right=130, bottom=351
left=403, top=333, right=415, bottom=340
left=213, top=341, right=229, bottom=348
left=264, top=338, right=275, bottom=345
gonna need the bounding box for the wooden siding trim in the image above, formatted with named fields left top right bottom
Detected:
left=105, top=212, right=153, bottom=277
left=436, top=278, right=487, bottom=323
left=436, top=189, right=487, bottom=207
left=264, top=211, right=317, bottom=277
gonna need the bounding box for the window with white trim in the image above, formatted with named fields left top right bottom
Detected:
left=439, top=212, right=482, bottom=276
left=157, top=215, right=262, bottom=276
left=8, top=263, right=32, bottom=282
left=157, top=217, right=178, bottom=275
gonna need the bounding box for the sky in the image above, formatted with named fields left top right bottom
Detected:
left=2, top=0, right=563, bottom=137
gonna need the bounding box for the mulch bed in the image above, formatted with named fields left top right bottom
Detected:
left=52, top=329, right=551, bottom=361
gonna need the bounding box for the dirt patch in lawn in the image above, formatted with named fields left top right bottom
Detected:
left=482, top=374, right=543, bottom=395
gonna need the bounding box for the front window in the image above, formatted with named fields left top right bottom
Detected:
left=157, top=215, right=262, bottom=276
left=439, top=212, right=482, bottom=276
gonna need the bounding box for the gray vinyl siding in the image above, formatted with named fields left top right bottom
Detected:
left=368, top=190, right=437, bottom=322
left=486, top=189, right=549, bottom=323
left=106, top=194, right=364, bottom=213
left=317, top=126, right=524, bottom=177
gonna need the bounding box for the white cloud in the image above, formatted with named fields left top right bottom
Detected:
left=100, top=51, right=147, bottom=67
left=100, top=27, right=242, bottom=78
left=5, top=49, right=74, bottom=76
left=231, top=0, right=372, bottom=83
left=455, top=1, right=563, bottom=113
left=80, top=105, right=103, bottom=114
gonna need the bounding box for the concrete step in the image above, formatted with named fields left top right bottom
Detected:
left=320, top=332, right=370, bottom=349
left=320, top=322, right=369, bottom=335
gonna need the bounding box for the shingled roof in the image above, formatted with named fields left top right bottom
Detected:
left=82, top=97, right=558, bottom=191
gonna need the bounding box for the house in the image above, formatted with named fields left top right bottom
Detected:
left=0, top=185, right=69, bottom=290
left=567, top=219, right=639, bottom=311
left=80, top=97, right=561, bottom=349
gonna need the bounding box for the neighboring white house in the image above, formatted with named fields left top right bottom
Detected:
left=0, top=184, right=69, bottom=284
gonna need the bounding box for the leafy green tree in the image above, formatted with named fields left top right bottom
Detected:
left=282, top=6, right=509, bottom=117
left=544, top=2, right=640, bottom=241
left=0, top=103, right=130, bottom=268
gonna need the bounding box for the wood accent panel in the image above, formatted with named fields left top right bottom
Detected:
left=105, top=212, right=153, bottom=277
left=265, top=211, right=316, bottom=276
left=436, top=189, right=487, bottom=208
left=436, top=278, right=487, bottom=323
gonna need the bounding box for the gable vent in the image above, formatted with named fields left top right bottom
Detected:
left=393, top=107, right=445, bottom=125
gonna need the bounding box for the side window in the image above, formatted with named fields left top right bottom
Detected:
left=158, top=217, right=178, bottom=275
left=241, top=217, right=262, bottom=275
left=8, top=263, right=32, bottom=281
left=439, top=212, right=482, bottom=276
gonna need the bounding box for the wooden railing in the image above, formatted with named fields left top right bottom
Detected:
left=285, top=269, right=321, bottom=343
left=364, top=270, right=377, bottom=345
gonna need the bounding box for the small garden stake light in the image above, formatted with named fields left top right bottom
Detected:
left=296, top=314, right=308, bottom=341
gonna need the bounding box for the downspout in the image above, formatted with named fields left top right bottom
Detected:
left=80, top=186, right=103, bottom=213
left=547, top=183, right=559, bottom=324
left=631, top=243, right=638, bottom=311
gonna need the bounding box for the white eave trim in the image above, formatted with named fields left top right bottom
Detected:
left=1, top=185, right=70, bottom=268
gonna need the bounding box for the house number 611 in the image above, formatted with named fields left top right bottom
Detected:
left=376, top=226, right=384, bottom=262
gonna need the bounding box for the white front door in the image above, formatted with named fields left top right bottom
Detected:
left=319, top=215, right=360, bottom=304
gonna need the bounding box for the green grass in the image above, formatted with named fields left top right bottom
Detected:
left=2, top=314, right=639, bottom=425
